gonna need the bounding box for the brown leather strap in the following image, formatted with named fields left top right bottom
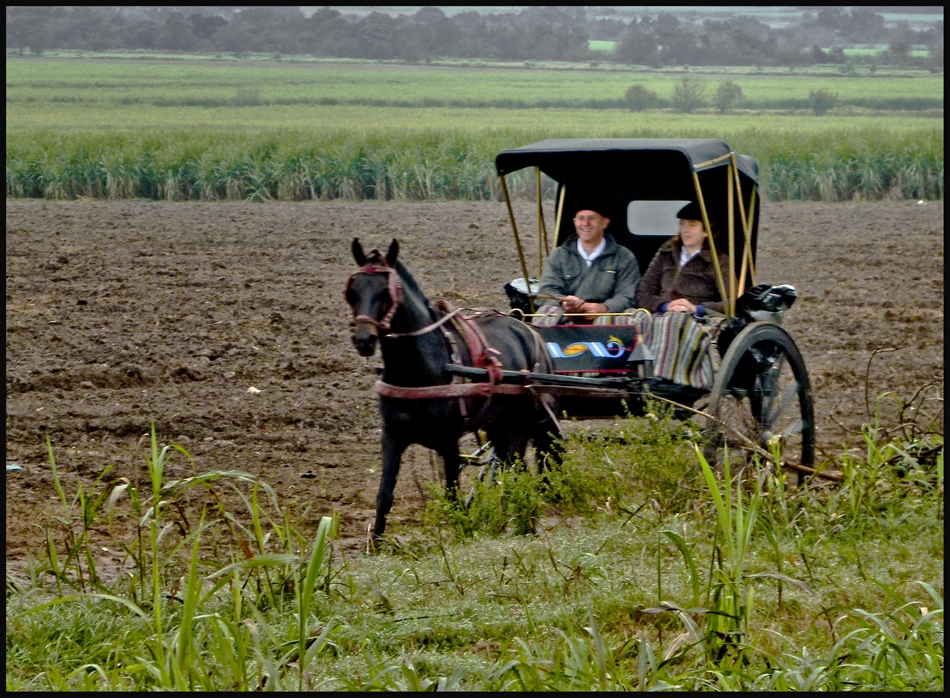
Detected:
left=374, top=380, right=527, bottom=399
left=451, top=312, right=504, bottom=383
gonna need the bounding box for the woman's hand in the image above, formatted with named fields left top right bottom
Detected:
left=666, top=298, right=697, bottom=313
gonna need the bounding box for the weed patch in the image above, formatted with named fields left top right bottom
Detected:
left=5, top=397, right=943, bottom=690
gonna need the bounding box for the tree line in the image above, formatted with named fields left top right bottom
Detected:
left=625, top=79, right=846, bottom=117
left=5, top=6, right=944, bottom=70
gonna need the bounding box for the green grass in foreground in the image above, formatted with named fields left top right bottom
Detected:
left=5, top=395, right=943, bottom=691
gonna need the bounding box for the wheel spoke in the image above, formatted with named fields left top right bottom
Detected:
left=769, top=380, right=801, bottom=427
left=708, top=325, right=815, bottom=470
left=759, top=350, right=787, bottom=422
left=781, top=419, right=804, bottom=438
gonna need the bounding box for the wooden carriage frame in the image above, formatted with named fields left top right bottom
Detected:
left=495, top=138, right=761, bottom=319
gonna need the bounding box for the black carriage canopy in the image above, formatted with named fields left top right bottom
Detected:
left=494, top=139, right=761, bottom=311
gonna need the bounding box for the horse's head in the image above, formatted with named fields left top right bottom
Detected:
left=345, top=238, right=401, bottom=357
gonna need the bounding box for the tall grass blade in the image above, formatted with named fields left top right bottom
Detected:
left=664, top=530, right=701, bottom=607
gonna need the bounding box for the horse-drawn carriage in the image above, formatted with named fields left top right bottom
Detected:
left=346, top=139, right=815, bottom=539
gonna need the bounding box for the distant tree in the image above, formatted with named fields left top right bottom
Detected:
left=886, top=25, right=914, bottom=66
left=815, top=7, right=846, bottom=32
left=658, top=26, right=698, bottom=65
left=154, top=12, right=197, bottom=51
left=7, top=6, right=57, bottom=55
left=125, top=19, right=162, bottom=49
left=624, top=84, right=659, bottom=111
left=845, top=8, right=886, bottom=42
left=925, top=36, right=943, bottom=72
left=713, top=81, right=743, bottom=113
left=307, top=6, right=342, bottom=29
left=189, top=13, right=227, bottom=40
left=355, top=12, right=398, bottom=59
left=54, top=7, right=105, bottom=51
left=773, top=35, right=812, bottom=67
left=415, top=16, right=464, bottom=58
left=212, top=23, right=257, bottom=53
left=413, top=6, right=446, bottom=24
left=616, top=28, right=658, bottom=65
left=28, top=28, right=53, bottom=55
left=809, top=89, right=838, bottom=116
left=811, top=44, right=827, bottom=64
left=225, top=7, right=301, bottom=55
left=828, top=46, right=847, bottom=64
left=671, top=77, right=706, bottom=113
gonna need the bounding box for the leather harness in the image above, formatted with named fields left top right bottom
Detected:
left=344, top=255, right=533, bottom=404
left=344, top=261, right=403, bottom=332
left=375, top=305, right=515, bottom=403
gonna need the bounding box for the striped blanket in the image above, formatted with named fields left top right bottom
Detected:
left=595, top=310, right=722, bottom=389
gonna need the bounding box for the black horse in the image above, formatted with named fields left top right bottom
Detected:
left=345, top=238, right=560, bottom=539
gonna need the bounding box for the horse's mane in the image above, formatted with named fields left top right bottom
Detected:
left=392, top=260, right=427, bottom=302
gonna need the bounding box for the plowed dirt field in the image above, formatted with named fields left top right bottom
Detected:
left=6, top=200, right=944, bottom=558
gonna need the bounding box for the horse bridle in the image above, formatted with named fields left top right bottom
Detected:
left=344, top=253, right=404, bottom=332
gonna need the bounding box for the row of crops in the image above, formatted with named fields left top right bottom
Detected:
left=6, top=127, right=943, bottom=202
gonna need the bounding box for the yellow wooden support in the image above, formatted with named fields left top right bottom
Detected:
left=553, top=184, right=566, bottom=249
left=730, top=153, right=757, bottom=295
left=727, top=161, right=736, bottom=309
left=500, top=174, right=534, bottom=314
left=692, top=171, right=732, bottom=317
left=737, top=187, right=758, bottom=295
left=535, top=167, right=545, bottom=277
left=540, top=188, right=550, bottom=257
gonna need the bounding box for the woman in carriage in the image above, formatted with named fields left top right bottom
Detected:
left=630, top=200, right=731, bottom=391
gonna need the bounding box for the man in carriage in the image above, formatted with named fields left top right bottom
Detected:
left=534, top=198, right=641, bottom=322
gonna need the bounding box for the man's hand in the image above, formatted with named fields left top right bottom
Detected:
left=561, top=295, right=586, bottom=313
left=562, top=296, right=608, bottom=315
left=666, top=298, right=697, bottom=313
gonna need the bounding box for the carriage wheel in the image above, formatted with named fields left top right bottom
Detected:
left=703, top=322, right=815, bottom=480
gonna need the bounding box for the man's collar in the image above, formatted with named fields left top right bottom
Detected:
left=567, top=232, right=614, bottom=249
left=577, top=235, right=607, bottom=261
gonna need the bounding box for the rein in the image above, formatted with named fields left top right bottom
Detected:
left=384, top=307, right=466, bottom=339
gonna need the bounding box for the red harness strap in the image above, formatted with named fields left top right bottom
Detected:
left=450, top=310, right=505, bottom=384
left=375, top=307, right=516, bottom=402
left=344, top=257, right=403, bottom=332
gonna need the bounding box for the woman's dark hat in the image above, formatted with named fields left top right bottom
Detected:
left=676, top=201, right=703, bottom=220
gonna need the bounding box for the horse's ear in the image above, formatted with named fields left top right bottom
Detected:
left=386, top=239, right=399, bottom=267
left=352, top=238, right=367, bottom=267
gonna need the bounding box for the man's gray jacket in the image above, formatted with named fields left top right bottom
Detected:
left=537, top=233, right=641, bottom=312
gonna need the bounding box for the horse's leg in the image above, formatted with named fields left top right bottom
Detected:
left=485, top=424, right=529, bottom=472
left=437, top=441, right=461, bottom=503
left=374, top=430, right=407, bottom=539
left=533, top=403, right=562, bottom=474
